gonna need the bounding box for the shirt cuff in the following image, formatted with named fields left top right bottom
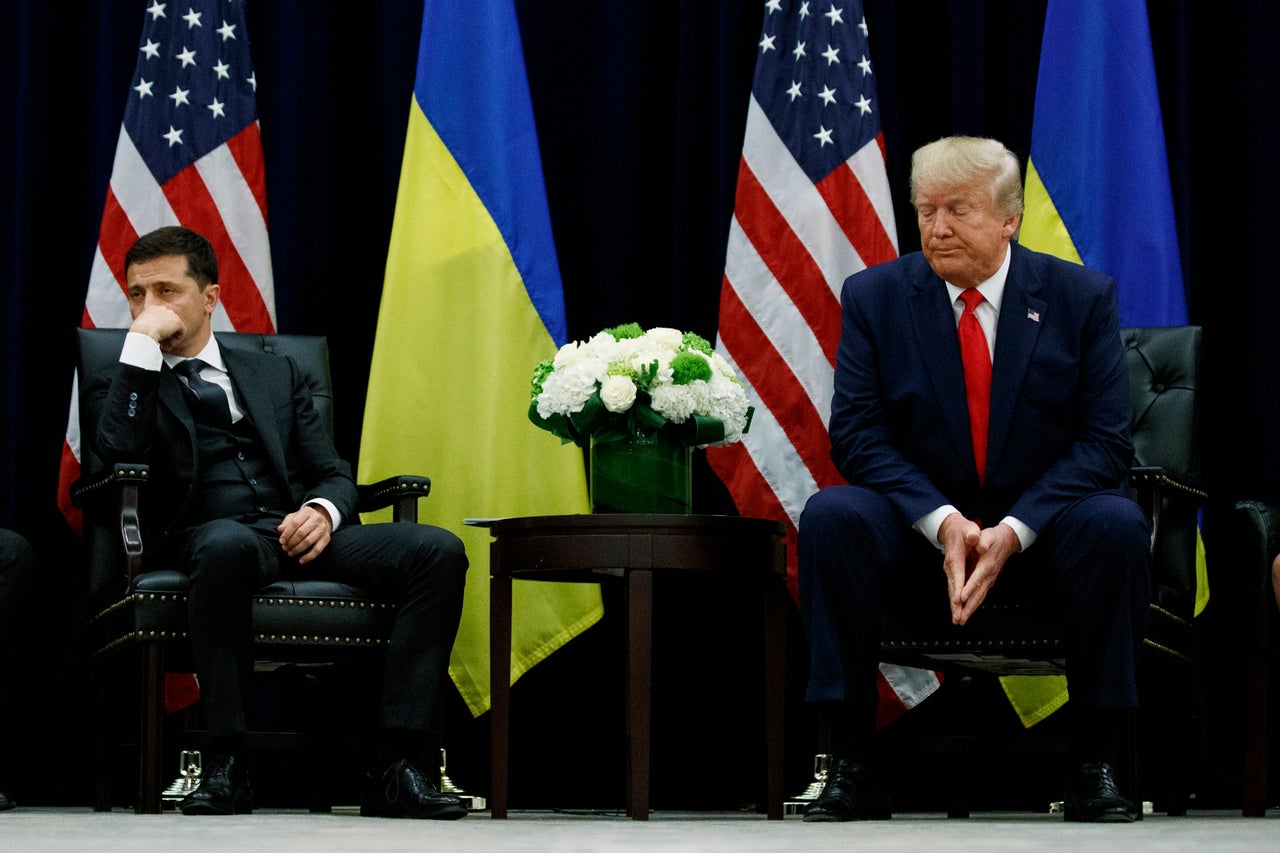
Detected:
left=999, top=515, right=1036, bottom=551
left=914, top=505, right=959, bottom=552
left=121, top=332, right=163, bottom=370
left=305, top=498, right=343, bottom=531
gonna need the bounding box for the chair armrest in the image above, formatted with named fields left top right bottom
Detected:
left=357, top=475, right=432, bottom=524
left=1130, top=465, right=1207, bottom=503
left=70, top=463, right=150, bottom=582
left=1231, top=499, right=1280, bottom=651
left=1131, top=466, right=1205, bottom=652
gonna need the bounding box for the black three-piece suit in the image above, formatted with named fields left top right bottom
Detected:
left=85, top=335, right=467, bottom=740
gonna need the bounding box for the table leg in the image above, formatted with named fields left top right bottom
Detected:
left=490, top=574, right=512, bottom=819
left=763, top=576, right=786, bottom=819
left=626, top=569, right=653, bottom=820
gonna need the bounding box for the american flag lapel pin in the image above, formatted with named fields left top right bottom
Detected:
left=1027, top=309, right=1041, bottom=323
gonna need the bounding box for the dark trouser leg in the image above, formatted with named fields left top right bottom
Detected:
left=313, top=524, right=468, bottom=739
left=175, top=518, right=283, bottom=738
left=1039, top=493, right=1151, bottom=764
left=798, top=486, right=920, bottom=757
left=1041, top=493, right=1151, bottom=711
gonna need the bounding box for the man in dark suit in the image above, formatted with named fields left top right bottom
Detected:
left=800, top=137, right=1149, bottom=823
left=84, top=226, right=469, bottom=819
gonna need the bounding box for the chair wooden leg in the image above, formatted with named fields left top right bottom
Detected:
left=1242, top=652, right=1269, bottom=817
left=489, top=574, right=512, bottom=819
left=93, top=668, right=113, bottom=812
left=136, top=643, right=165, bottom=814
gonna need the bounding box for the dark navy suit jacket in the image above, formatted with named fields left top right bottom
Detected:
left=85, top=337, right=358, bottom=558
left=828, top=241, right=1134, bottom=536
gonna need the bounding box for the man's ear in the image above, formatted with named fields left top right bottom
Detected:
left=1003, top=213, right=1021, bottom=240
left=204, top=283, right=221, bottom=315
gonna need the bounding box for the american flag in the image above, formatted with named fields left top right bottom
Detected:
left=708, top=0, right=939, bottom=725
left=58, top=0, right=273, bottom=714
left=58, top=0, right=275, bottom=538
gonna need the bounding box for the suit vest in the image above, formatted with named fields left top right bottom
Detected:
left=190, top=408, right=293, bottom=521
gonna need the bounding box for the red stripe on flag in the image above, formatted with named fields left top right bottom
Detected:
left=97, top=187, right=140, bottom=299
left=732, top=161, right=843, bottom=364
left=57, top=441, right=83, bottom=538
left=814, top=159, right=898, bottom=270
left=226, top=124, right=270, bottom=227
left=717, top=282, right=841, bottom=486
left=162, top=167, right=273, bottom=332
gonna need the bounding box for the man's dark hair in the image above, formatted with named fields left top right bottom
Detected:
left=125, top=226, right=219, bottom=288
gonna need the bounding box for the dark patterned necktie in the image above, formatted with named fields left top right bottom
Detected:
left=958, top=289, right=991, bottom=484
left=173, top=358, right=232, bottom=426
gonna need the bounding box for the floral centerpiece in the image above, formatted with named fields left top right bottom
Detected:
left=529, top=323, right=753, bottom=513
left=529, top=322, right=753, bottom=448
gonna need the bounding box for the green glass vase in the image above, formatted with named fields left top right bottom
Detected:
left=589, top=432, right=693, bottom=514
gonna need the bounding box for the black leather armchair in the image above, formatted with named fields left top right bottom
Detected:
left=876, top=325, right=1204, bottom=813
left=1228, top=499, right=1280, bottom=816
left=71, top=328, right=432, bottom=814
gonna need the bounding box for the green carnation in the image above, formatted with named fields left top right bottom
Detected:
left=530, top=357, right=555, bottom=402
left=606, top=362, right=641, bottom=382
left=681, top=331, right=714, bottom=356
left=670, top=351, right=712, bottom=385
left=604, top=322, right=645, bottom=340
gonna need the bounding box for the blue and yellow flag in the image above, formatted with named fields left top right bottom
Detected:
left=359, top=0, right=602, bottom=716
left=1011, top=0, right=1201, bottom=727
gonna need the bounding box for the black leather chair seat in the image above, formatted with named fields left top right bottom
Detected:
left=882, top=600, right=1066, bottom=676
left=85, top=573, right=396, bottom=667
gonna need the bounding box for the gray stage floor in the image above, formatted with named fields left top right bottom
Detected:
left=1, top=807, right=1277, bottom=852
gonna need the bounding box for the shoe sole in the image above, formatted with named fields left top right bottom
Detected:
left=179, top=802, right=253, bottom=816
left=1063, top=807, right=1137, bottom=823
left=802, top=807, right=891, bottom=822
left=359, top=803, right=468, bottom=820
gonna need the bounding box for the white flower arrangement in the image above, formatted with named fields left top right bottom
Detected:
left=529, top=322, right=753, bottom=448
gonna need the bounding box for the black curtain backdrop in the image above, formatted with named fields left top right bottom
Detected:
left=2, top=0, right=1277, bottom=809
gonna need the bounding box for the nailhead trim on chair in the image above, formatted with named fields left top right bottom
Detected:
left=1150, top=602, right=1192, bottom=628
left=255, top=634, right=388, bottom=645
left=1142, top=637, right=1191, bottom=662
left=86, top=591, right=191, bottom=626
left=1130, top=469, right=1208, bottom=500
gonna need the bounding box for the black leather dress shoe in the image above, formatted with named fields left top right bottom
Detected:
left=0, top=789, right=15, bottom=811
left=179, top=754, right=252, bottom=816
left=1063, top=760, right=1138, bottom=822
left=802, top=758, right=891, bottom=822
left=361, top=758, right=467, bottom=820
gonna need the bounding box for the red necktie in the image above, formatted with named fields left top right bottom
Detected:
left=958, top=289, right=991, bottom=484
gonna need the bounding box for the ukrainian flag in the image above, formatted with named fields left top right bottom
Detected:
left=359, top=0, right=602, bottom=716
left=1009, top=0, right=1202, bottom=727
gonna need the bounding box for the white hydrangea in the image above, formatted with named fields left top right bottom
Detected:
left=649, top=381, right=701, bottom=423
left=536, top=340, right=608, bottom=418
left=703, top=371, right=751, bottom=444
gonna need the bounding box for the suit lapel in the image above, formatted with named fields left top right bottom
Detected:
left=987, top=244, right=1046, bottom=475
left=907, top=266, right=974, bottom=474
